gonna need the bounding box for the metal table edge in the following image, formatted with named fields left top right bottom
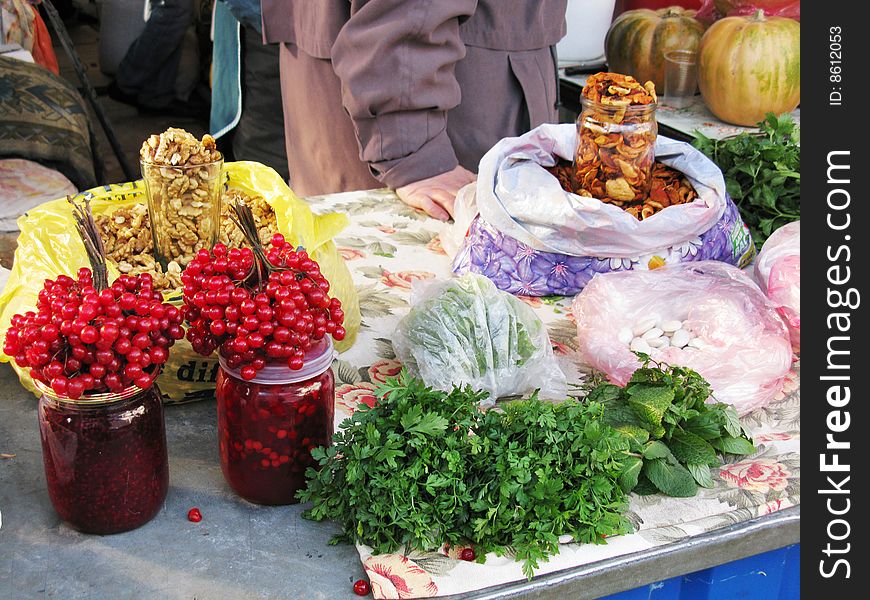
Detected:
left=443, top=505, right=800, bottom=600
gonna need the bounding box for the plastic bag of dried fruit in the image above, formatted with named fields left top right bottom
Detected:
left=449, top=123, right=755, bottom=296
left=571, top=261, right=793, bottom=415
left=0, top=161, right=361, bottom=404
left=753, top=221, right=800, bottom=353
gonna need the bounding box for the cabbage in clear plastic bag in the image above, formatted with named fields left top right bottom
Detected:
left=393, top=273, right=567, bottom=404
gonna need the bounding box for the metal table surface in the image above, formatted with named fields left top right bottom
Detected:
left=0, top=362, right=799, bottom=600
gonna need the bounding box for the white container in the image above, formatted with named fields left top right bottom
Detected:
left=556, top=0, right=617, bottom=62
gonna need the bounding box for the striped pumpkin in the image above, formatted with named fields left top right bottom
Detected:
left=698, top=10, right=800, bottom=126
left=605, top=7, right=705, bottom=92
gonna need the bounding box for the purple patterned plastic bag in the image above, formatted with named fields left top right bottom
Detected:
left=453, top=195, right=755, bottom=297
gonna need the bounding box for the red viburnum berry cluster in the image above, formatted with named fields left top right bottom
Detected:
left=3, top=268, right=185, bottom=399
left=182, top=233, right=345, bottom=380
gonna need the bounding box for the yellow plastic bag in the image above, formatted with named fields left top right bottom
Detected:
left=0, top=161, right=360, bottom=403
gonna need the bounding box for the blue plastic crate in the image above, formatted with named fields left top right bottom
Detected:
left=604, top=545, right=800, bottom=600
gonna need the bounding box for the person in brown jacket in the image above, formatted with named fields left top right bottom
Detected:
left=261, top=0, right=567, bottom=220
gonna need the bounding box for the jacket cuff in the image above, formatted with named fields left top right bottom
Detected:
left=370, top=129, right=459, bottom=189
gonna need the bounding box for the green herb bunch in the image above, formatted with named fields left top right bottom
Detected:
left=298, top=371, right=489, bottom=553
left=692, top=112, right=800, bottom=247
left=468, top=398, right=631, bottom=577
left=585, top=356, right=756, bottom=498
left=299, top=371, right=631, bottom=578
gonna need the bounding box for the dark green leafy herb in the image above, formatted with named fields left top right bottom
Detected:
left=299, top=370, right=630, bottom=578
left=585, top=355, right=756, bottom=497
left=298, top=372, right=488, bottom=553
left=468, top=396, right=631, bottom=577
left=692, top=112, right=800, bottom=247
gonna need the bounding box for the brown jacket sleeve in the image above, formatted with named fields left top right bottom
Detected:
left=331, top=0, right=478, bottom=189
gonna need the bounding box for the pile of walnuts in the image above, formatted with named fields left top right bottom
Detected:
left=96, top=190, right=278, bottom=293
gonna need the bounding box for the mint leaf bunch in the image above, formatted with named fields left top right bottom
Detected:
left=692, top=112, right=800, bottom=247
left=586, top=356, right=756, bottom=498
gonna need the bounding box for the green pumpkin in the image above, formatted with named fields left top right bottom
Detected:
left=698, top=10, right=800, bottom=126
left=605, top=7, right=705, bottom=92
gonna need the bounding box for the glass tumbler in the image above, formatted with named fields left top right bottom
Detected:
left=140, top=158, right=224, bottom=270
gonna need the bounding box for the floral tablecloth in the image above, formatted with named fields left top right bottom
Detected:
left=306, top=189, right=801, bottom=600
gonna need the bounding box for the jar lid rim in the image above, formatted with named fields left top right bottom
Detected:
left=34, top=380, right=152, bottom=405
left=140, top=157, right=223, bottom=167
left=579, top=97, right=658, bottom=111
left=219, top=337, right=336, bottom=384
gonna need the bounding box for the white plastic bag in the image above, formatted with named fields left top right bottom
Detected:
left=572, top=262, right=793, bottom=415
left=476, top=123, right=728, bottom=258
left=754, top=222, right=800, bottom=352
left=393, top=273, right=567, bottom=404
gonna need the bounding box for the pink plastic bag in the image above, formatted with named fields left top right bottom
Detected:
left=754, top=222, right=800, bottom=352
left=572, top=261, right=793, bottom=415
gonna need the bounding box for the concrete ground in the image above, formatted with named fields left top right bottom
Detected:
left=0, top=362, right=365, bottom=600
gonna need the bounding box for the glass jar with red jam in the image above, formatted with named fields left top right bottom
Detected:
left=36, top=382, right=169, bottom=534
left=216, top=337, right=336, bottom=505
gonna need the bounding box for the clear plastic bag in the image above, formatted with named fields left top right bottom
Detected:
left=393, top=273, right=567, bottom=404
left=572, top=261, right=792, bottom=415
left=754, top=221, right=800, bottom=352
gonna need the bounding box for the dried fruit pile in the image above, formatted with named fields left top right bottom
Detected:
left=183, top=203, right=345, bottom=380
left=547, top=160, right=698, bottom=220
left=3, top=200, right=185, bottom=398
left=96, top=190, right=278, bottom=292
left=574, top=72, right=659, bottom=211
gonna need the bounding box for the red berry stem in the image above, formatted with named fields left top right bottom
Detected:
left=4, top=197, right=186, bottom=397
left=68, top=195, right=109, bottom=292
left=226, top=200, right=271, bottom=289
left=226, top=200, right=323, bottom=292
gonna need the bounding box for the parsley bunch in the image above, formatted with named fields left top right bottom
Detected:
left=299, top=371, right=630, bottom=578
left=468, top=398, right=631, bottom=577
left=692, top=112, right=800, bottom=247
left=298, top=372, right=489, bottom=552
left=585, top=357, right=756, bottom=498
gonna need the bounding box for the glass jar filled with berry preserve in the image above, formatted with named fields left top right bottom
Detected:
left=36, top=381, right=169, bottom=534
left=216, top=337, right=336, bottom=505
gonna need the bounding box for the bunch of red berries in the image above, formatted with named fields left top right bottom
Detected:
left=3, top=268, right=185, bottom=398
left=182, top=232, right=345, bottom=380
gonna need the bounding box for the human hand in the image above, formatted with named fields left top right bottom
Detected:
left=395, top=166, right=477, bottom=221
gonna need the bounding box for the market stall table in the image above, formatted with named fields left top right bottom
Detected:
left=0, top=189, right=799, bottom=599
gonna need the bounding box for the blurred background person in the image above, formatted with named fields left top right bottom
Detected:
left=210, top=0, right=289, bottom=181
left=108, top=0, right=207, bottom=116
left=262, top=0, right=567, bottom=220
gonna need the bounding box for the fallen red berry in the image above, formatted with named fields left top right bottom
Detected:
left=352, top=579, right=370, bottom=596
left=187, top=507, right=203, bottom=522
left=460, top=547, right=476, bottom=561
